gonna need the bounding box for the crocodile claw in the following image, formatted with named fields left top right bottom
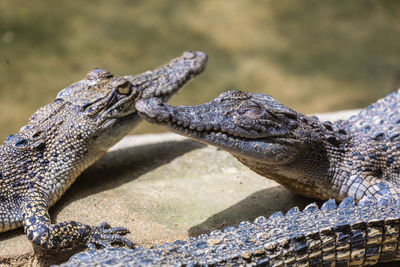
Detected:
left=87, top=222, right=135, bottom=250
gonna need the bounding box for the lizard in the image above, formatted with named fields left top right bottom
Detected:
left=0, top=51, right=207, bottom=251
left=61, top=89, right=400, bottom=266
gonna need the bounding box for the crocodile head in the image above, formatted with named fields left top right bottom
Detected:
left=136, top=90, right=336, bottom=199
left=52, top=51, right=207, bottom=149
left=136, top=90, right=318, bottom=163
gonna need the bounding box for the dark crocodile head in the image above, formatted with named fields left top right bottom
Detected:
left=136, top=90, right=337, bottom=199
left=136, top=90, right=321, bottom=164
left=53, top=51, right=207, bottom=149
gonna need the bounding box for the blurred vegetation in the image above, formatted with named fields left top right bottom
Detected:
left=0, top=0, right=399, bottom=141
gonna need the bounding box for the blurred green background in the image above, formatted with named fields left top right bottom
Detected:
left=1, top=0, right=399, bottom=141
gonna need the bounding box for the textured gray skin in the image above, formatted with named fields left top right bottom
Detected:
left=61, top=90, right=400, bottom=266
left=0, top=51, right=207, bottom=250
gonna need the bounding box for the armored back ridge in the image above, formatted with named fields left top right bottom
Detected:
left=61, top=195, right=400, bottom=266
left=0, top=51, right=207, bottom=250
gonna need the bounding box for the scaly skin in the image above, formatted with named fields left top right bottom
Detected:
left=59, top=89, right=400, bottom=266
left=0, top=51, right=207, bottom=250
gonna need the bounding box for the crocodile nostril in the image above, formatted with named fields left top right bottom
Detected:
left=32, top=131, right=42, bottom=139
left=183, top=51, right=196, bottom=59
left=152, top=98, right=164, bottom=106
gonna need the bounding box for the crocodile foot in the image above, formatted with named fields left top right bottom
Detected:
left=87, top=222, right=135, bottom=250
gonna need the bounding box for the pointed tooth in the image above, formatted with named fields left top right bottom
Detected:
left=253, top=216, right=267, bottom=225
left=268, top=211, right=284, bottom=220
left=303, top=202, right=319, bottom=213
left=285, top=207, right=300, bottom=216
left=338, top=196, right=355, bottom=209
left=320, top=199, right=337, bottom=212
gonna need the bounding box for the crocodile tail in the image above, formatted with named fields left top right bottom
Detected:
left=60, top=195, right=400, bottom=266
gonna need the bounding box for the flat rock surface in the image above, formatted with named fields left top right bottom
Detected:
left=0, top=109, right=397, bottom=266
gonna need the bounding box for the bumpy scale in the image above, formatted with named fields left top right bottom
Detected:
left=0, top=51, right=207, bottom=250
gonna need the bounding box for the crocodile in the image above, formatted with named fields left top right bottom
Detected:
left=0, top=51, right=207, bottom=251
left=63, top=89, right=400, bottom=266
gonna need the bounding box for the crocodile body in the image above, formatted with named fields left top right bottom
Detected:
left=0, top=51, right=207, bottom=250
left=61, top=89, right=400, bottom=266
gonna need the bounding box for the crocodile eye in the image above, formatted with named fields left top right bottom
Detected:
left=244, top=107, right=265, bottom=119
left=117, top=84, right=131, bottom=95
left=113, top=79, right=131, bottom=95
